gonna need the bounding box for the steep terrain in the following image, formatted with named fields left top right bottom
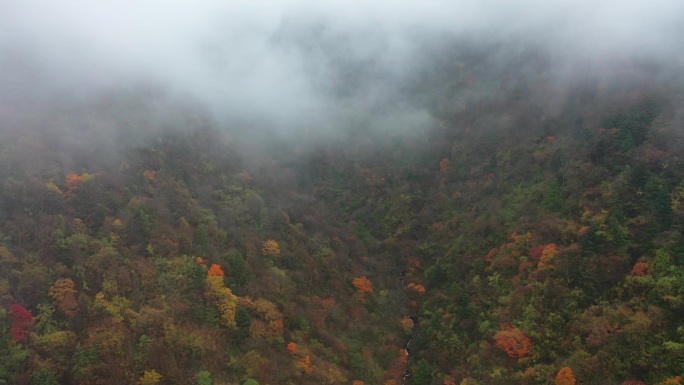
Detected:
left=1, top=40, right=684, bottom=385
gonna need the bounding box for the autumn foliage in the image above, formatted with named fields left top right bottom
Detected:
left=208, top=263, right=226, bottom=277
left=138, top=369, right=162, bottom=385
left=352, top=276, right=373, bottom=302
left=406, top=282, right=426, bottom=295
left=353, top=276, right=373, bottom=293
left=298, top=355, right=312, bottom=374
left=65, top=172, right=94, bottom=195
left=537, top=243, right=558, bottom=269
left=658, top=377, right=683, bottom=385
left=49, top=278, right=79, bottom=317
left=262, top=239, right=281, bottom=257
left=555, top=367, right=576, bottom=385
left=9, top=303, right=33, bottom=342
left=631, top=261, right=651, bottom=276
left=493, top=324, right=531, bottom=358
left=143, top=169, right=156, bottom=181
left=205, top=268, right=238, bottom=328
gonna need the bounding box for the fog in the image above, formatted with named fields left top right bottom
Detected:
left=1, top=0, right=683, bottom=135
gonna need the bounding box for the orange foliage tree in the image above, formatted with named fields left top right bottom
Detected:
left=657, top=377, right=682, bottom=385
left=65, top=172, right=94, bottom=195
left=400, top=316, right=414, bottom=333
left=298, top=355, right=312, bottom=374
left=287, top=341, right=297, bottom=354
left=493, top=324, right=531, bottom=358
left=555, top=367, right=576, bottom=385
left=406, top=282, right=426, bottom=295
left=352, top=276, right=373, bottom=302
left=353, top=276, right=373, bottom=293
left=538, top=243, right=558, bottom=269
left=208, top=264, right=225, bottom=277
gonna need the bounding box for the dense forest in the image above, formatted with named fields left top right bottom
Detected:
left=2, top=24, right=684, bottom=385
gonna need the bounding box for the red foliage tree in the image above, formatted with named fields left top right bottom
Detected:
left=529, top=244, right=545, bottom=261
left=9, top=303, right=33, bottom=342
left=631, top=261, right=651, bottom=276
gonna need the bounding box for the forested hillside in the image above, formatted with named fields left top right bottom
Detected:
left=2, top=36, right=684, bottom=385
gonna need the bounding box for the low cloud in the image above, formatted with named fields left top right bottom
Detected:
left=1, top=0, right=682, bottom=133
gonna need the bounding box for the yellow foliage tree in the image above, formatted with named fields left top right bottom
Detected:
left=262, top=239, right=281, bottom=257
left=138, top=369, right=162, bottom=385
left=205, top=272, right=238, bottom=328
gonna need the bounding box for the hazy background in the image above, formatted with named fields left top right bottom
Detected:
left=1, top=0, right=683, bottom=135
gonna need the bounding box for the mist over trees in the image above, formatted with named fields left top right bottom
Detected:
left=2, top=1, right=684, bottom=385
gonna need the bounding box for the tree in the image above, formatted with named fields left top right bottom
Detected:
left=262, top=239, right=281, bottom=257
left=196, top=370, right=213, bottom=385
left=139, top=369, right=162, bottom=385
left=48, top=278, right=79, bottom=317
left=31, top=368, right=60, bottom=385
left=64, top=172, right=94, bottom=196
left=205, top=269, right=238, bottom=328
left=353, top=276, right=374, bottom=303
left=9, top=303, right=33, bottom=342
left=207, top=264, right=225, bottom=277
left=631, top=261, right=651, bottom=276
left=555, top=367, right=576, bottom=385
left=406, top=282, right=426, bottom=295
left=0, top=306, right=29, bottom=384
left=493, top=325, right=531, bottom=358
left=537, top=243, right=558, bottom=270
left=298, top=355, right=312, bottom=374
